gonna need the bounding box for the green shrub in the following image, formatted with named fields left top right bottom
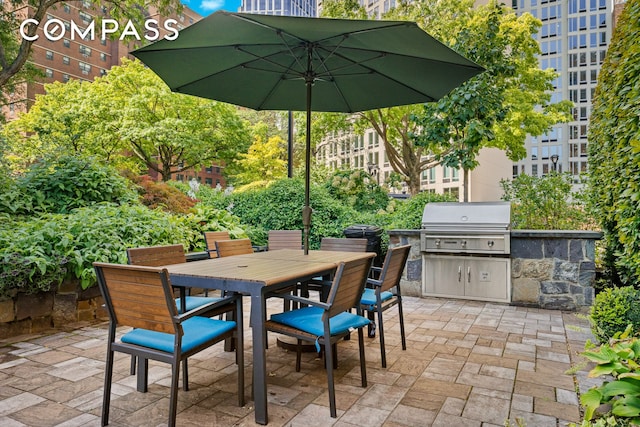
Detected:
left=3, top=155, right=136, bottom=215
left=590, top=286, right=640, bottom=343
left=501, top=172, right=596, bottom=230
left=325, top=169, right=389, bottom=212
left=587, top=0, right=640, bottom=286
left=579, top=327, right=640, bottom=425
left=386, top=191, right=457, bottom=230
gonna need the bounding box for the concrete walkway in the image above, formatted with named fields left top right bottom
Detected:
left=0, top=296, right=596, bottom=426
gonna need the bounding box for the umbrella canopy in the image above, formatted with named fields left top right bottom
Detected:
left=132, top=11, right=484, bottom=253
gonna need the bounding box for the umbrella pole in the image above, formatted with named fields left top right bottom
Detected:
left=302, top=79, right=312, bottom=255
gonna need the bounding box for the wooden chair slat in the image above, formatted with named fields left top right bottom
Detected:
left=268, top=230, right=302, bottom=251
left=127, top=244, right=186, bottom=266
left=216, top=239, right=254, bottom=258
left=203, top=231, right=231, bottom=258
left=320, top=237, right=367, bottom=253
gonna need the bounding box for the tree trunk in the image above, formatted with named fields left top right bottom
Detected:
left=463, top=168, right=470, bottom=202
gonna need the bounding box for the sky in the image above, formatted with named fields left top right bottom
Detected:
left=182, top=0, right=242, bottom=17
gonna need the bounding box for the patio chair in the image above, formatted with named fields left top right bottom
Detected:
left=203, top=231, right=231, bottom=259
left=126, top=244, right=235, bottom=379
left=300, top=237, right=369, bottom=301
left=264, top=255, right=373, bottom=418
left=94, top=262, right=244, bottom=427
left=268, top=229, right=302, bottom=251
left=360, top=245, right=411, bottom=368
left=215, top=238, right=254, bottom=257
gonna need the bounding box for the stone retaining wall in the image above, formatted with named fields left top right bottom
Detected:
left=388, top=229, right=602, bottom=310
left=0, top=252, right=211, bottom=339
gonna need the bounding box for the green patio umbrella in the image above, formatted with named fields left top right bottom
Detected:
left=132, top=11, right=483, bottom=254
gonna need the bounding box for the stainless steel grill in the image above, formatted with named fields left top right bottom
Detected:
left=421, top=202, right=511, bottom=303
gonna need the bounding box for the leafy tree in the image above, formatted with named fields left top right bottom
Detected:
left=413, top=1, right=572, bottom=201
left=232, top=134, right=287, bottom=187
left=587, top=0, right=640, bottom=285
left=5, top=59, right=251, bottom=179
left=326, top=169, right=389, bottom=212
left=0, top=0, right=180, bottom=90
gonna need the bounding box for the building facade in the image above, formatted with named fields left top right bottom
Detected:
left=510, top=0, right=612, bottom=182
left=240, top=0, right=316, bottom=16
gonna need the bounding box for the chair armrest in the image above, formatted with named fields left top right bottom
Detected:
left=272, top=293, right=330, bottom=310
left=366, top=278, right=383, bottom=288
left=176, top=295, right=238, bottom=321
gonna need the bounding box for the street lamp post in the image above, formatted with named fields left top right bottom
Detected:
left=550, top=154, right=559, bottom=172
left=367, top=162, right=380, bottom=184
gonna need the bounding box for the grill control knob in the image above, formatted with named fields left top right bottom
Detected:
left=435, top=239, right=441, bottom=246
left=461, top=240, right=467, bottom=248
left=488, top=240, right=495, bottom=248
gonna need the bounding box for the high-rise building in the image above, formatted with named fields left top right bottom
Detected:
left=240, top=0, right=316, bottom=16
left=510, top=0, right=612, bottom=182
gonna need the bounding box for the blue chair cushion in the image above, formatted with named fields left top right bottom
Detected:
left=271, top=306, right=369, bottom=338
left=175, top=296, right=222, bottom=313
left=360, top=288, right=393, bottom=309
left=121, top=316, right=235, bottom=354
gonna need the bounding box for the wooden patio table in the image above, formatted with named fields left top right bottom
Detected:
left=163, top=249, right=375, bottom=425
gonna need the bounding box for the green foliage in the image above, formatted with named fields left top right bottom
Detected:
left=386, top=192, right=457, bottom=230
left=326, top=169, right=389, bottom=212
left=130, top=175, right=196, bottom=214
left=501, top=172, right=596, bottom=230
left=0, top=155, right=136, bottom=215
left=587, top=0, right=640, bottom=287
left=579, top=326, right=640, bottom=424
left=231, top=134, right=287, bottom=187
left=206, top=179, right=356, bottom=249
left=590, top=287, right=640, bottom=343
left=413, top=1, right=571, bottom=201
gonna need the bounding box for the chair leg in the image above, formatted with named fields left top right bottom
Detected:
left=377, top=307, right=387, bottom=368
left=102, top=347, right=114, bottom=426
left=358, top=327, right=368, bottom=387
left=324, top=340, right=337, bottom=418
left=168, top=360, right=180, bottom=427
left=130, top=355, right=136, bottom=375
left=182, top=359, right=189, bottom=392
left=398, top=297, right=407, bottom=351
left=295, top=339, right=302, bottom=372
left=236, top=322, right=245, bottom=407
left=137, top=358, right=149, bottom=393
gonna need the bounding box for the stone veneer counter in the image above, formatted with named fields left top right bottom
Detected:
left=388, top=229, right=602, bottom=310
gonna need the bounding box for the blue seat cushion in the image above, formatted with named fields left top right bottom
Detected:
left=121, top=316, right=235, bottom=354
left=270, top=306, right=369, bottom=338
left=360, top=288, right=393, bottom=309
left=175, top=296, right=222, bottom=313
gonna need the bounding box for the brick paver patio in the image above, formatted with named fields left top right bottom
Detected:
left=0, top=296, right=595, bottom=426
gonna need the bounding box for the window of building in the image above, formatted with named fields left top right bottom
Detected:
left=62, top=56, right=70, bottom=65
left=62, top=74, right=70, bottom=82
left=205, top=178, right=213, bottom=185
left=45, top=68, right=53, bottom=78
left=79, top=62, right=91, bottom=75
left=79, top=45, right=91, bottom=57
left=63, top=3, right=70, bottom=13
left=63, top=39, right=70, bottom=48
left=100, top=52, right=106, bottom=61
left=532, top=164, right=538, bottom=176
left=531, top=146, right=538, bottom=160
left=590, top=69, right=598, bottom=83
left=45, top=50, right=53, bottom=60
left=79, top=11, right=92, bottom=25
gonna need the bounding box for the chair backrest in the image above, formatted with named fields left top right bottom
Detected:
left=203, top=231, right=231, bottom=259
left=325, top=256, right=374, bottom=318
left=216, top=238, right=254, bottom=257
left=378, top=245, right=411, bottom=293
left=94, top=262, right=177, bottom=334
left=126, top=244, right=186, bottom=267
left=268, top=230, right=302, bottom=251
left=320, top=237, right=368, bottom=252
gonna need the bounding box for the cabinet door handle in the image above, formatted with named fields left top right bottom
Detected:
left=458, top=265, right=462, bottom=282
left=467, top=266, right=471, bottom=283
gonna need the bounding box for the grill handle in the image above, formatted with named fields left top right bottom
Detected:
left=458, top=265, right=462, bottom=282
left=467, top=266, right=471, bottom=283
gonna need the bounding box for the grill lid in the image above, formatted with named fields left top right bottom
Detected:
left=421, top=202, right=511, bottom=231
